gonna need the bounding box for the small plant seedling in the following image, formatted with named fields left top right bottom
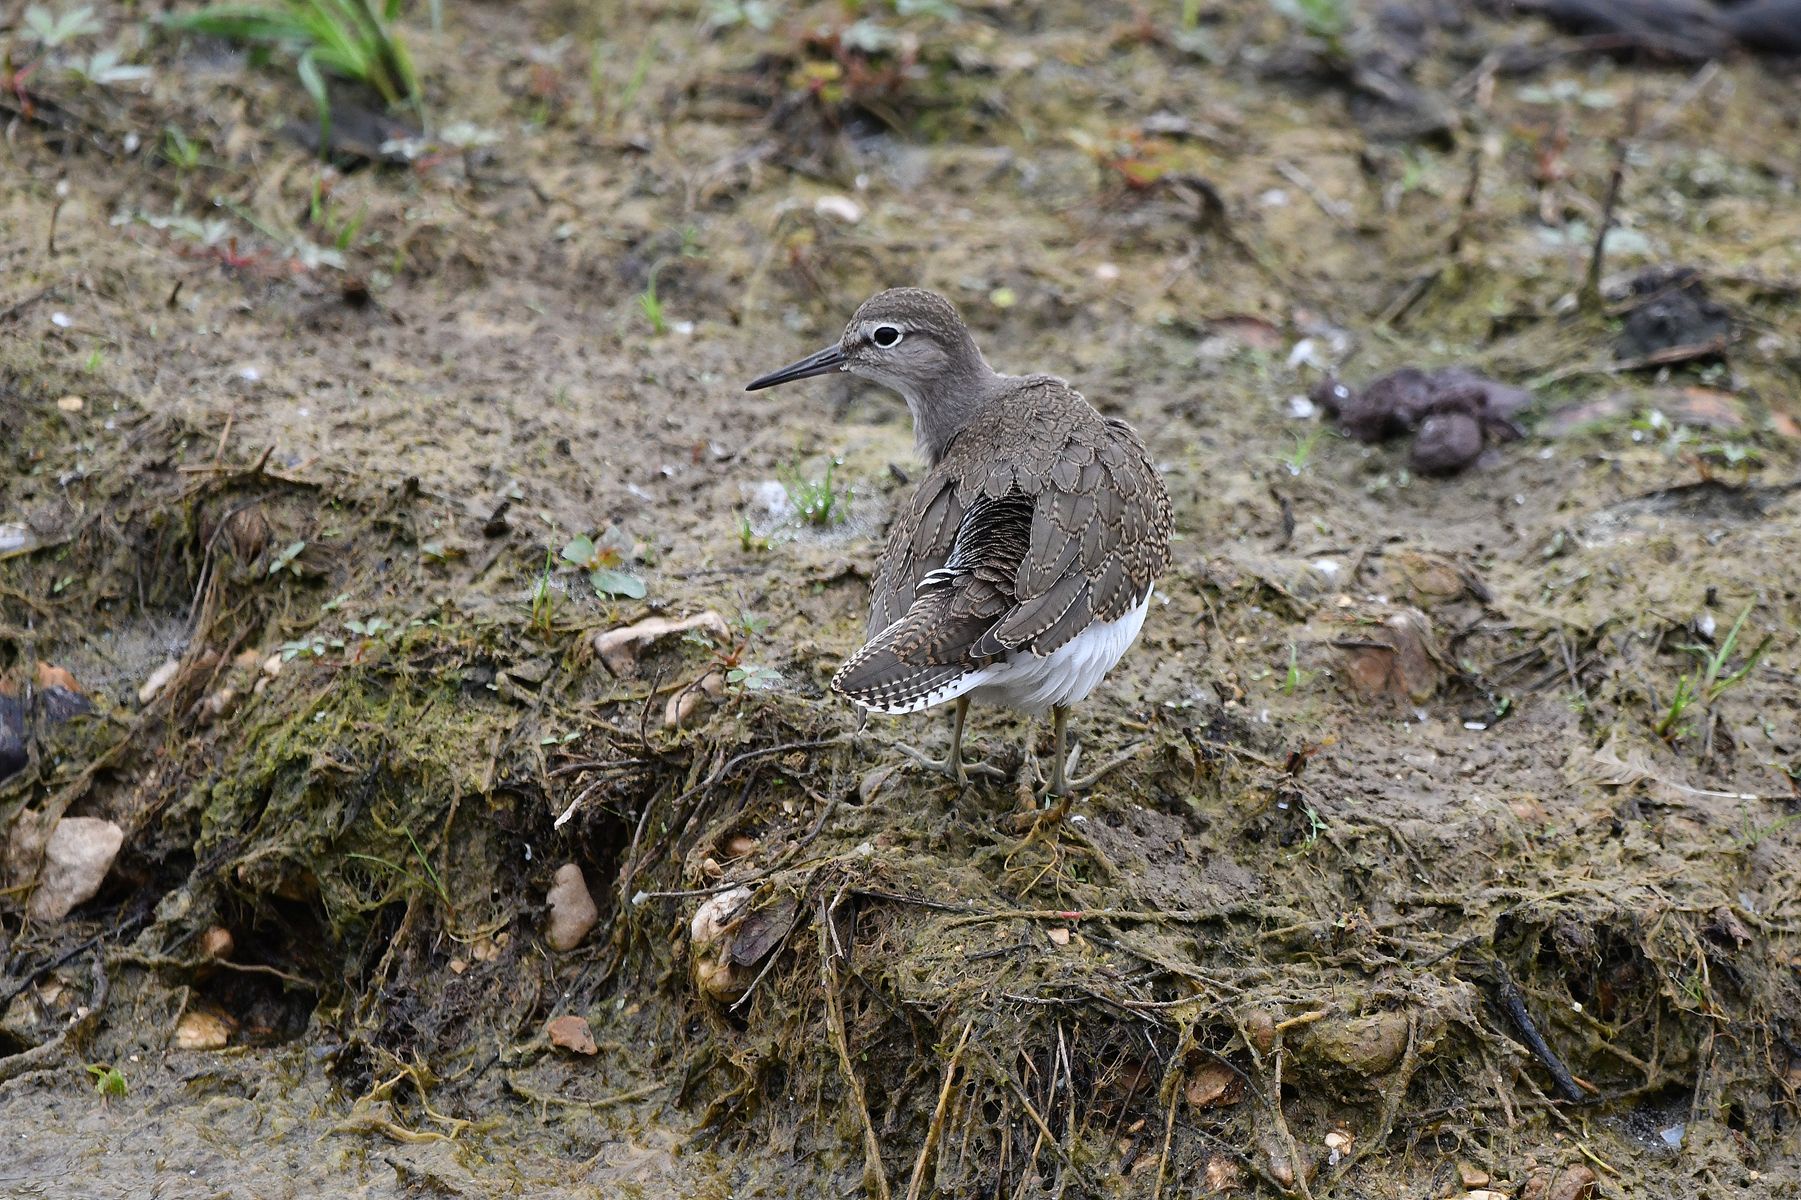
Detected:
left=609, top=38, right=656, bottom=127
left=1281, top=802, right=1327, bottom=858
left=344, top=616, right=390, bottom=643
left=529, top=549, right=557, bottom=636
left=24, top=4, right=104, bottom=48
left=268, top=540, right=307, bottom=577
left=280, top=635, right=329, bottom=661
left=1270, top=0, right=1355, bottom=55
left=1281, top=642, right=1307, bottom=695
left=86, top=1063, right=126, bottom=1101
left=781, top=458, right=850, bottom=527
left=561, top=532, right=647, bottom=599
left=1686, top=602, right=1769, bottom=703
left=637, top=271, right=667, bottom=335
left=69, top=47, right=153, bottom=87
left=1655, top=602, right=1768, bottom=741
left=706, top=1, right=779, bottom=33
left=1653, top=671, right=1698, bottom=741
left=1279, top=426, right=1324, bottom=476
left=736, top=514, right=769, bottom=552
left=726, top=664, right=781, bottom=691
left=163, top=126, right=203, bottom=171
left=163, top=0, right=422, bottom=153
left=1733, top=811, right=1801, bottom=851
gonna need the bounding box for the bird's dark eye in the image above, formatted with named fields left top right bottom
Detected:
left=871, top=325, right=903, bottom=348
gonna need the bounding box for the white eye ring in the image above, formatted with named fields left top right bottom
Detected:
left=871, top=324, right=903, bottom=348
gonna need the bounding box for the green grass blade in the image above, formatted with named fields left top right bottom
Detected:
left=296, top=48, right=332, bottom=155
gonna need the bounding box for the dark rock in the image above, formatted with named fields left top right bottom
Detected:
left=1321, top=365, right=1535, bottom=472
left=1412, top=411, right=1485, bottom=474
left=1615, top=268, right=1732, bottom=361
left=1, top=685, right=94, bottom=782
left=1330, top=367, right=1434, bottom=442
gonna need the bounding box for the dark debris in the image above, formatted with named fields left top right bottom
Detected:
left=1312, top=366, right=1532, bottom=475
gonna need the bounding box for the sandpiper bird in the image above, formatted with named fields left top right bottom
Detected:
left=746, top=288, right=1172, bottom=795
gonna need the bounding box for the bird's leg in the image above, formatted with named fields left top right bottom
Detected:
left=1038, top=704, right=1144, bottom=799
left=1045, top=704, right=1072, bottom=799
left=892, top=697, right=1007, bottom=786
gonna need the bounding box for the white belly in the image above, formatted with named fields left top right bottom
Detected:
left=862, top=591, right=1152, bottom=717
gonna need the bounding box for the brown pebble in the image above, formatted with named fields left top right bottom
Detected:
left=1184, top=1060, right=1243, bottom=1109
left=547, top=1014, right=598, bottom=1055
left=1202, top=1155, right=1245, bottom=1192
left=174, top=1009, right=232, bottom=1051
left=1302, top=1010, right=1410, bottom=1075
left=545, top=863, right=598, bottom=951
left=198, top=926, right=235, bottom=960
left=1520, top=1163, right=1597, bottom=1200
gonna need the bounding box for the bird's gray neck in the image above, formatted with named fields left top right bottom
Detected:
left=903, top=340, right=1000, bottom=466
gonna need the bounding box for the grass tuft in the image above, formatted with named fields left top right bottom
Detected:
left=164, top=0, right=422, bottom=152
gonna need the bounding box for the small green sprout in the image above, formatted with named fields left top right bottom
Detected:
left=268, top=540, right=307, bottom=577
left=1270, top=0, right=1355, bottom=54
left=163, top=0, right=423, bottom=154
left=1652, top=602, right=1769, bottom=742
left=163, top=126, right=203, bottom=171
left=1687, top=602, right=1770, bottom=703
left=1278, top=426, right=1324, bottom=476
left=737, top=514, right=769, bottom=552
left=561, top=533, right=647, bottom=600
left=1653, top=672, right=1699, bottom=741
left=24, top=4, right=104, bottom=48
left=86, top=1063, right=127, bottom=1101
left=781, top=458, right=850, bottom=527
left=636, top=264, right=668, bottom=335
left=529, top=549, right=557, bottom=637
left=726, top=664, right=781, bottom=691
left=1281, top=642, right=1307, bottom=696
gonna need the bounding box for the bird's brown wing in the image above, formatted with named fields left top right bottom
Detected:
left=834, top=378, right=1172, bottom=711
left=832, top=490, right=1032, bottom=711
left=865, top=470, right=965, bottom=638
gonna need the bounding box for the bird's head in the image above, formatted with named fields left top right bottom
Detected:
left=745, top=288, right=980, bottom=401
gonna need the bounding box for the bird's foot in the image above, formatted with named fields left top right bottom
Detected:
left=1036, top=740, right=1146, bottom=800
left=891, top=741, right=1009, bottom=787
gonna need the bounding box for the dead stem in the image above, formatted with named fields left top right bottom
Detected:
left=819, top=891, right=893, bottom=1200
left=904, top=1020, right=974, bottom=1200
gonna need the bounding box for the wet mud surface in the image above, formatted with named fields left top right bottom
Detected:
left=3, top=2, right=1799, bottom=1197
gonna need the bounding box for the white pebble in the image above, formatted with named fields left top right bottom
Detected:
left=814, top=195, right=864, bottom=224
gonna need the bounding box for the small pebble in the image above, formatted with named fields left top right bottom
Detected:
left=545, top=863, right=598, bottom=951
left=813, top=194, right=863, bottom=224
left=198, top=926, right=235, bottom=960
left=174, top=1010, right=232, bottom=1051
left=139, top=659, right=181, bottom=705
left=27, top=817, right=125, bottom=922
left=547, top=1014, right=598, bottom=1055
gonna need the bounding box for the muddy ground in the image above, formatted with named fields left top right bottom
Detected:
left=2, top=1, right=1799, bottom=1196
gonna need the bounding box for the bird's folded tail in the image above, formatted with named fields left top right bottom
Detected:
left=831, top=591, right=992, bottom=715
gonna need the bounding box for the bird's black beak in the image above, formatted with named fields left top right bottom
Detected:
left=745, top=343, right=846, bottom=391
